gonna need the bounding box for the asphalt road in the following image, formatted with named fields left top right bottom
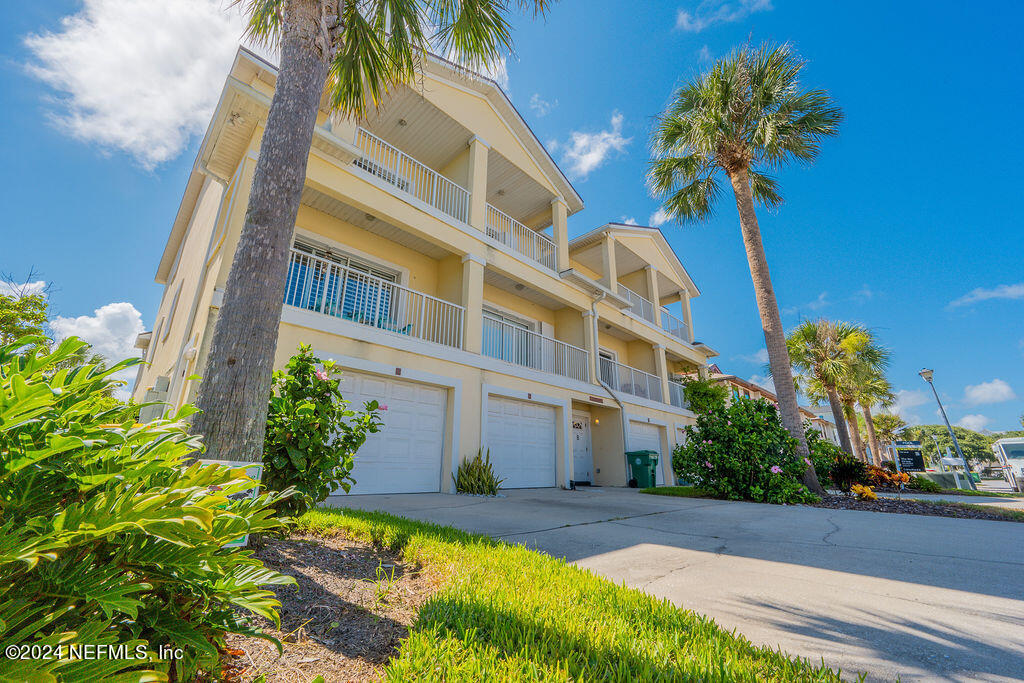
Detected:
left=327, top=487, right=1024, bottom=681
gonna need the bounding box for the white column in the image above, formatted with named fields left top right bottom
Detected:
left=461, top=254, right=485, bottom=353
left=654, top=344, right=670, bottom=403
left=551, top=197, right=570, bottom=272
left=679, top=290, right=694, bottom=342
left=645, top=265, right=661, bottom=327
left=582, top=310, right=598, bottom=385
left=467, top=136, right=490, bottom=232
left=600, top=233, right=617, bottom=291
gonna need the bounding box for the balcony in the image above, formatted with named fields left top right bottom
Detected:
left=486, top=204, right=557, bottom=270
left=284, top=247, right=465, bottom=348
left=483, top=314, right=589, bottom=383
left=618, top=283, right=656, bottom=324
left=667, top=380, right=690, bottom=410
left=660, top=307, right=689, bottom=342
left=599, top=356, right=663, bottom=403
left=353, top=127, right=470, bottom=224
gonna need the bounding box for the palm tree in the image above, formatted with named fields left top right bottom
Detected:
left=849, top=366, right=894, bottom=467
left=787, top=319, right=869, bottom=457
left=873, top=412, right=907, bottom=450
left=190, top=0, right=551, bottom=461
left=648, top=44, right=841, bottom=496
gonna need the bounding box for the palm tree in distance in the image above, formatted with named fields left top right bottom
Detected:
left=849, top=363, right=895, bottom=466
left=873, top=412, right=907, bottom=451
left=191, top=0, right=552, bottom=462
left=648, top=43, right=842, bottom=497
left=787, top=319, right=870, bottom=457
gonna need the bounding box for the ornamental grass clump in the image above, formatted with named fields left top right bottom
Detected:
left=454, top=448, right=503, bottom=495
left=0, top=337, right=295, bottom=681
left=673, top=398, right=818, bottom=504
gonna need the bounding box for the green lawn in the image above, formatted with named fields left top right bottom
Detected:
left=928, top=501, right=1024, bottom=522
left=937, top=488, right=1024, bottom=498
left=639, top=485, right=713, bottom=499
left=298, top=508, right=847, bottom=681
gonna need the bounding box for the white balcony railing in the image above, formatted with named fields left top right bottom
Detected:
left=668, top=380, right=690, bottom=410
left=483, top=314, right=589, bottom=383
left=598, top=356, right=663, bottom=403
left=486, top=204, right=557, bottom=270
left=618, top=284, right=656, bottom=324
left=284, top=248, right=464, bottom=349
left=660, top=307, right=689, bottom=342
left=353, top=127, right=470, bottom=224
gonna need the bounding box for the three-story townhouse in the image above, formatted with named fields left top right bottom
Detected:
left=134, top=47, right=719, bottom=494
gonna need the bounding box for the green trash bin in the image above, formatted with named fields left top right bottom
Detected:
left=626, top=450, right=659, bottom=488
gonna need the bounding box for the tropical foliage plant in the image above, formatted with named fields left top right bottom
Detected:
left=453, top=448, right=504, bottom=495
left=648, top=43, right=842, bottom=496
left=192, top=0, right=554, bottom=465
left=263, top=344, right=383, bottom=517
left=0, top=337, right=294, bottom=681
left=830, top=455, right=867, bottom=493
left=673, top=398, right=818, bottom=505
left=805, top=424, right=845, bottom=488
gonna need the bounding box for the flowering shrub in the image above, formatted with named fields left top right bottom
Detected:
left=672, top=398, right=818, bottom=504
left=263, top=345, right=384, bottom=517
left=851, top=484, right=877, bottom=501
left=805, top=426, right=846, bottom=487
left=866, top=465, right=910, bottom=489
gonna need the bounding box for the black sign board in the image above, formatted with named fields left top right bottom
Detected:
left=894, top=441, right=925, bottom=472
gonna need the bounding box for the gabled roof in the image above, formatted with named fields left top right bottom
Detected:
left=568, top=222, right=701, bottom=297
left=156, top=46, right=583, bottom=283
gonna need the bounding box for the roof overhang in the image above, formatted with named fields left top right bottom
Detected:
left=569, top=223, right=702, bottom=298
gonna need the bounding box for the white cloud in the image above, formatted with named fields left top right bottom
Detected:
left=963, top=378, right=1016, bottom=405
left=50, top=302, right=144, bottom=364
left=697, top=45, right=714, bottom=62
left=619, top=216, right=638, bottom=226
left=649, top=208, right=671, bottom=227
left=557, top=112, right=631, bottom=179
left=529, top=93, right=556, bottom=117
left=853, top=284, right=874, bottom=301
left=891, top=389, right=929, bottom=425
left=956, top=414, right=991, bottom=432
left=782, top=291, right=829, bottom=316
left=676, top=0, right=773, bottom=32
left=949, top=282, right=1024, bottom=308
left=51, top=302, right=145, bottom=399
left=23, top=0, right=253, bottom=170
left=748, top=373, right=776, bottom=395
left=738, top=348, right=769, bottom=364
left=0, top=280, right=47, bottom=298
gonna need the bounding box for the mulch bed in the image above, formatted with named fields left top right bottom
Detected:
left=221, top=533, right=439, bottom=682
left=813, top=495, right=1022, bottom=522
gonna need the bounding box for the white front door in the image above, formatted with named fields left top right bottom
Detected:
left=487, top=396, right=557, bottom=488
left=572, top=412, right=593, bottom=483
left=629, top=421, right=665, bottom=486
left=337, top=371, right=446, bottom=495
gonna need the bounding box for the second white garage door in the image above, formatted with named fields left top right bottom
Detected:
left=338, top=371, right=446, bottom=495
left=629, top=421, right=665, bottom=486
left=487, top=396, right=557, bottom=488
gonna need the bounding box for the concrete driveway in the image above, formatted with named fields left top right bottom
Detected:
left=327, top=487, right=1024, bottom=682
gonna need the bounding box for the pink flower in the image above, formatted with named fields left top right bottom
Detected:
left=378, top=404, right=388, bottom=411
left=315, top=369, right=329, bottom=381
left=804, top=458, right=813, bottom=467
left=770, top=465, right=783, bottom=474
left=704, top=461, right=713, bottom=469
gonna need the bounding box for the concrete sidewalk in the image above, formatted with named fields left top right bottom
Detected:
left=327, top=487, right=1024, bottom=682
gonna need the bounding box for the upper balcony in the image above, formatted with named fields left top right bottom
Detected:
left=618, top=283, right=690, bottom=342
left=482, top=313, right=589, bottom=383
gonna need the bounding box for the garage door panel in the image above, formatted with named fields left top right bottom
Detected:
left=630, top=421, right=665, bottom=486
left=339, top=371, right=445, bottom=495
left=487, top=396, right=556, bottom=489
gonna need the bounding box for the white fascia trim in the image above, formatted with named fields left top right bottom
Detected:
left=313, top=350, right=463, bottom=495
left=613, top=388, right=696, bottom=419
left=280, top=306, right=598, bottom=395
left=480, top=384, right=572, bottom=489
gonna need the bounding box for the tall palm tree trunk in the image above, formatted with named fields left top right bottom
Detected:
left=843, top=400, right=867, bottom=462
left=191, top=1, right=329, bottom=461
left=729, top=168, right=825, bottom=496
left=861, top=404, right=882, bottom=467
left=826, top=388, right=853, bottom=455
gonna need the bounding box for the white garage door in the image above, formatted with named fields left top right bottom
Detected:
left=630, top=421, right=665, bottom=486
left=338, top=371, right=446, bottom=495
left=487, top=396, right=557, bottom=488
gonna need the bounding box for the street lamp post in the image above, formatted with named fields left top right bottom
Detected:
left=919, top=368, right=976, bottom=490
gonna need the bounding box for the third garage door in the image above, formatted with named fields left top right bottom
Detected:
left=629, top=420, right=665, bottom=486
left=487, top=396, right=557, bottom=488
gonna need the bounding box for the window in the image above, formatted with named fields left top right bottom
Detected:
left=732, top=387, right=740, bottom=401
left=483, top=308, right=534, bottom=367
left=284, top=241, right=399, bottom=325
left=598, top=350, right=618, bottom=388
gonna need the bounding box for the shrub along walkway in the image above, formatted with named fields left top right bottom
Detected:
left=330, top=487, right=1024, bottom=681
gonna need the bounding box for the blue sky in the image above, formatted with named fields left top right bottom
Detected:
left=1, top=1, right=1021, bottom=430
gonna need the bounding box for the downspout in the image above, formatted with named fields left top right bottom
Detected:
left=588, top=294, right=633, bottom=484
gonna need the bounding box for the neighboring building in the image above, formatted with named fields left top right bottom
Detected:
left=134, top=47, right=719, bottom=494
left=691, top=365, right=841, bottom=445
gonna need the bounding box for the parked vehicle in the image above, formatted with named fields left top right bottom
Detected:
left=991, top=438, right=1024, bottom=492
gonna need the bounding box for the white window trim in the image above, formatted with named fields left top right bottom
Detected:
left=292, top=226, right=410, bottom=287
left=482, top=303, right=536, bottom=331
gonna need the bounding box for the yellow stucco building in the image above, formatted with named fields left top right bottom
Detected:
left=134, top=47, right=719, bottom=494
